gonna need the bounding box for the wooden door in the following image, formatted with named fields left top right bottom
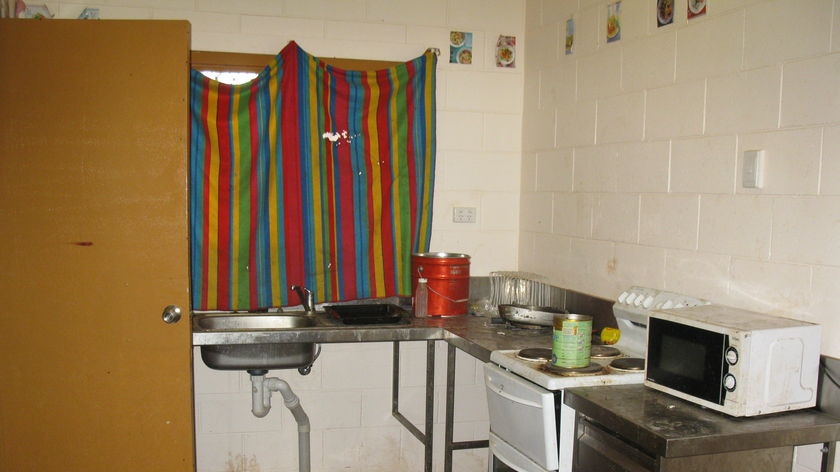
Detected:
left=0, top=20, right=194, bottom=471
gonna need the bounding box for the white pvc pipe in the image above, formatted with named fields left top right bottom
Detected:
left=249, top=374, right=311, bottom=472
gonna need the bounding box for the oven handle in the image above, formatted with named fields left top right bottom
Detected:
left=488, top=384, right=544, bottom=409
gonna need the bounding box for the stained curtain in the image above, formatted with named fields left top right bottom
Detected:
left=189, top=41, right=436, bottom=311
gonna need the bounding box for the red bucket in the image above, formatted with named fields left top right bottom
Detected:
left=411, top=252, right=470, bottom=316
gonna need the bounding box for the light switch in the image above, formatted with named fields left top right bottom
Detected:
left=742, top=150, right=764, bottom=189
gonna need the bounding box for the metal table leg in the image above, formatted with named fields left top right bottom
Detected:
left=392, top=340, right=436, bottom=472
left=444, top=343, right=489, bottom=472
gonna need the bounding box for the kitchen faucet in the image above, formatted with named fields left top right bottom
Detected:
left=290, top=285, right=315, bottom=313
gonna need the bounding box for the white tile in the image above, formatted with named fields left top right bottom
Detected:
left=436, top=111, right=484, bottom=151
left=198, top=0, right=284, bottom=16
left=528, top=233, right=573, bottom=286
left=447, top=0, right=526, bottom=32
left=322, top=343, right=392, bottom=390
left=663, top=249, right=731, bottom=301
left=541, top=62, right=577, bottom=108
left=639, top=194, right=699, bottom=250
left=743, top=0, right=832, bottom=69
left=484, top=113, right=523, bottom=151
left=441, top=150, right=520, bottom=192
left=193, top=348, right=241, bottom=394
left=281, top=0, right=367, bottom=20
left=552, top=193, right=593, bottom=238
left=324, top=20, right=406, bottom=43
left=737, top=128, right=821, bottom=195
left=572, top=4, right=600, bottom=56
left=322, top=426, right=403, bottom=470
left=613, top=0, right=648, bottom=41
left=772, top=196, right=840, bottom=266
left=675, top=10, right=743, bottom=82
left=565, top=238, right=620, bottom=298
left=592, top=193, right=640, bottom=243
left=596, top=92, right=645, bottom=144
left=446, top=72, right=524, bottom=113
left=521, top=152, right=538, bottom=193
left=194, top=434, right=245, bottom=472
left=525, top=22, right=560, bottom=68
left=240, top=15, right=325, bottom=38
left=728, top=258, right=811, bottom=314
left=365, top=0, right=447, bottom=25
left=614, top=141, right=670, bottom=193
left=706, top=66, right=782, bottom=135
left=670, top=135, right=737, bottom=194
left=573, top=145, right=618, bottom=192
left=522, top=105, right=556, bottom=151
left=613, top=243, right=667, bottom=290
left=820, top=125, right=840, bottom=195
left=556, top=100, right=597, bottom=147
left=541, top=0, right=578, bottom=29
left=698, top=194, right=772, bottom=259
left=198, top=394, right=282, bottom=433
left=481, top=192, right=520, bottom=231
left=622, top=31, right=676, bottom=92
left=519, top=192, right=554, bottom=232
left=645, top=80, right=706, bottom=140
left=781, top=54, right=840, bottom=127
left=536, top=148, right=574, bottom=192
left=361, top=388, right=396, bottom=427
left=153, top=9, right=240, bottom=33
left=577, top=47, right=622, bottom=101
left=304, top=389, right=364, bottom=428
left=241, top=431, right=297, bottom=471
left=808, top=266, right=840, bottom=358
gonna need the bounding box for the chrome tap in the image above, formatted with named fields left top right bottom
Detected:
left=290, top=285, right=315, bottom=313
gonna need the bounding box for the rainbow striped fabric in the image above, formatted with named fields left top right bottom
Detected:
left=189, top=42, right=436, bottom=311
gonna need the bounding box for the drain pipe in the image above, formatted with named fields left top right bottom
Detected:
left=248, top=370, right=311, bottom=472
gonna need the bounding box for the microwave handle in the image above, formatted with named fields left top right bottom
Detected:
left=487, top=384, right=543, bottom=409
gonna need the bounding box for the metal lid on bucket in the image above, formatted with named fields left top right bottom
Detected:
left=411, top=252, right=470, bottom=259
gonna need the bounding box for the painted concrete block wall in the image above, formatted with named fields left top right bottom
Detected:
left=520, top=0, right=840, bottom=363
left=40, top=1, right=524, bottom=471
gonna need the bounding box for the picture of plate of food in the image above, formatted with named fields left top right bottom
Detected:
left=458, top=48, right=472, bottom=64
left=657, top=0, right=674, bottom=25
left=496, top=45, right=515, bottom=66
left=450, top=31, right=466, bottom=47
left=606, top=14, right=620, bottom=40
left=688, top=0, right=706, bottom=15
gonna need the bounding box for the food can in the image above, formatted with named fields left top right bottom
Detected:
left=551, top=314, right=593, bottom=368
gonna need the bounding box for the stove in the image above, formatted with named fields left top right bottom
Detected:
left=485, top=286, right=709, bottom=472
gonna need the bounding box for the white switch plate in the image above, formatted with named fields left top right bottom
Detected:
left=742, top=149, right=764, bottom=189
left=452, top=206, right=476, bottom=223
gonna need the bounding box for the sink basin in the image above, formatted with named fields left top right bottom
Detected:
left=195, top=313, right=317, bottom=371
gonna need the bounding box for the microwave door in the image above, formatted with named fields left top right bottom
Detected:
left=647, top=318, right=727, bottom=406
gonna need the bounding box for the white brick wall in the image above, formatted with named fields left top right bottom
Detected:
left=521, top=0, right=840, bottom=357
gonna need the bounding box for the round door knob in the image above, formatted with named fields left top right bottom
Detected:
left=162, top=305, right=182, bottom=324
left=724, top=374, right=737, bottom=392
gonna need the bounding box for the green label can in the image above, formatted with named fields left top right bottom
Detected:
left=552, top=314, right=593, bottom=368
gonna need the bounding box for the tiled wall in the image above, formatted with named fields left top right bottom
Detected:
left=40, top=1, right=523, bottom=470
left=520, top=0, right=840, bottom=362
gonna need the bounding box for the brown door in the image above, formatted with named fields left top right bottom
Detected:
left=0, top=20, right=194, bottom=471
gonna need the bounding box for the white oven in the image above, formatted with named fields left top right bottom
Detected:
left=484, top=287, right=708, bottom=472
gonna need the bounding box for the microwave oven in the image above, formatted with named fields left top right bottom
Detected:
left=645, top=304, right=821, bottom=417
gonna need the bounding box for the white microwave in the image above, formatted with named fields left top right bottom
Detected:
left=645, top=304, right=821, bottom=417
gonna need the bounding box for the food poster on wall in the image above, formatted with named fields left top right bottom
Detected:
left=565, top=18, right=575, bottom=55
left=496, top=35, right=516, bottom=68
left=450, top=31, right=473, bottom=64
left=607, top=2, right=621, bottom=43
left=657, top=0, right=674, bottom=27
left=688, top=0, right=707, bottom=19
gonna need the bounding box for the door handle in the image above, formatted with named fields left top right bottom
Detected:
left=161, top=305, right=182, bottom=324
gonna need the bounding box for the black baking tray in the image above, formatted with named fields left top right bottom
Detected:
left=324, top=304, right=409, bottom=325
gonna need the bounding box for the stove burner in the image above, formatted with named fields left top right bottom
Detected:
left=609, top=357, right=645, bottom=372
left=516, top=348, right=553, bottom=362
left=590, top=345, right=621, bottom=359
left=541, top=362, right=605, bottom=377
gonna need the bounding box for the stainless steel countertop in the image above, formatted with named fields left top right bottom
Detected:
left=564, top=384, right=840, bottom=458
left=192, top=312, right=553, bottom=363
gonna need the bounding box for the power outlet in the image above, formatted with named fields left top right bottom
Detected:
left=452, top=206, right=477, bottom=223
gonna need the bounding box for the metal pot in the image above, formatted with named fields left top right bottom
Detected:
left=498, top=304, right=567, bottom=327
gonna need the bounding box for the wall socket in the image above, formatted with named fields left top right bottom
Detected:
left=452, top=206, right=477, bottom=223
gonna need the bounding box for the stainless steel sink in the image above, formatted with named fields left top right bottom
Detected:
left=195, top=313, right=317, bottom=371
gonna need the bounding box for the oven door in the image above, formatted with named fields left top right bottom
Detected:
left=484, top=363, right=559, bottom=471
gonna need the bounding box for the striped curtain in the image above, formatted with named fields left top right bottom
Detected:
left=190, top=42, right=436, bottom=311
